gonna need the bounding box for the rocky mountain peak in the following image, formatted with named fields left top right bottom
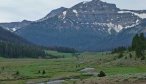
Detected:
left=37, top=7, right=68, bottom=22
left=21, top=20, right=31, bottom=23
left=70, top=0, right=119, bottom=13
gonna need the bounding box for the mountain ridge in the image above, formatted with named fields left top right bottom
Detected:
left=0, top=0, right=146, bottom=51
left=0, top=26, right=30, bottom=44
left=0, top=20, right=32, bottom=32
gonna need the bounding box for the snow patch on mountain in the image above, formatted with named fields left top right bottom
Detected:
left=63, top=21, right=66, bottom=23
left=73, top=10, right=78, bottom=14
left=5, top=27, right=18, bottom=32
left=105, top=21, right=140, bottom=34
left=62, top=11, right=67, bottom=19
left=63, top=11, right=67, bottom=16
left=73, top=9, right=78, bottom=16
left=83, top=1, right=87, bottom=4
left=106, top=23, right=123, bottom=33
left=108, top=27, right=112, bottom=34
left=82, top=0, right=92, bottom=4
left=12, top=28, right=17, bottom=32
left=135, top=13, right=146, bottom=19
left=124, top=21, right=140, bottom=29
left=79, top=21, right=140, bottom=34
left=118, top=11, right=146, bottom=19
left=92, top=22, right=123, bottom=33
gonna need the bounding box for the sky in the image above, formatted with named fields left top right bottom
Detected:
left=0, top=0, right=146, bottom=23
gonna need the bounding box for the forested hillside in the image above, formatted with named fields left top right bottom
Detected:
left=0, top=26, right=29, bottom=44
left=0, top=26, right=46, bottom=58
left=131, top=33, right=146, bottom=59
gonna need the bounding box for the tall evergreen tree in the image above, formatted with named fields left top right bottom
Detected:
left=131, top=33, right=145, bottom=59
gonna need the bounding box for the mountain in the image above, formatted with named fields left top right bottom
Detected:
left=0, top=26, right=47, bottom=58
left=37, top=7, right=68, bottom=22
left=4, top=0, right=146, bottom=51
left=0, top=26, right=30, bottom=44
left=0, top=20, right=31, bottom=32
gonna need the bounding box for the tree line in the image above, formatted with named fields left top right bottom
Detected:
left=112, top=33, right=146, bottom=60
left=130, top=33, right=146, bottom=59
left=0, top=26, right=77, bottom=58
left=0, top=41, right=46, bottom=58
left=47, top=46, right=77, bottom=53
left=0, top=26, right=46, bottom=58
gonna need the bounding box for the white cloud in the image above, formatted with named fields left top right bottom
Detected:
left=0, top=0, right=146, bottom=22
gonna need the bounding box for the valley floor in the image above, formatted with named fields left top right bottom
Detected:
left=0, top=51, right=146, bottom=84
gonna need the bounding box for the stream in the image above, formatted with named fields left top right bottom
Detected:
left=38, top=80, right=65, bottom=84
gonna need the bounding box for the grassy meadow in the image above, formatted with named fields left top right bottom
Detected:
left=0, top=51, right=146, bottom=84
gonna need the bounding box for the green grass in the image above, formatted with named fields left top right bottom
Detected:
left=1, top=51, right=146, bottom=84
left=0, top=58, right=79, bottom=78
left=45, top=50, right=74, bottom=58
left=96, top=66, right=146, bottom=75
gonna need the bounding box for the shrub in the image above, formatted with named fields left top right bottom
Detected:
left=15, top=71, right=20, bottom=75
left=141, top=56, right=145, bottom=60
left=98, top=71, right=106, bottom=77
left=1, top=67, right=4, bottom=71
left=129, top=53, right=132, bottom=58
left=38, top=70, right=41, bottom=74
left=118, top=53, right=124, bottom=59
left=42, top=70, right=46, bottom=75
left=125, top=56, right=127, bottom=59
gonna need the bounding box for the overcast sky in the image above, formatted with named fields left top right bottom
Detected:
left=0, top=0, right=146, bottom=23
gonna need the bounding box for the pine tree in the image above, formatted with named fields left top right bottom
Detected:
left=132, top=34, right=139, bottom=49
left=132, top=33, right=145, bottom=59
left=42, top=70, right=46, bottom=75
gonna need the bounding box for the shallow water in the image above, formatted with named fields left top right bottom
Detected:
left=38, top=80, right=65, bottom=84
